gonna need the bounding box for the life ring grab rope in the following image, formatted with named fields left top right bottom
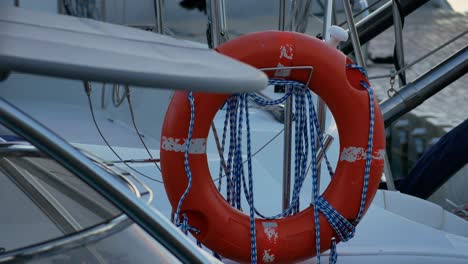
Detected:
left=222, top=82, right=336, bottom=220
left=172, top=91, right=201, bottom=236
left=214, top=79, right=335, bottom=217
left=161, top=32, right=384, bottom=262
left=212, top=78, right=336, bottom=219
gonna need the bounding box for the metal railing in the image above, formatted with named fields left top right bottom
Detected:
left=381, top=46, right=468, bottom=127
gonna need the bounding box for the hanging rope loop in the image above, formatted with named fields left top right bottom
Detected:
left=175, top=213, right=200, bottom=235
left=173, top=92, right=200, bottom=235
left=215, top=65, right=376, bottom=263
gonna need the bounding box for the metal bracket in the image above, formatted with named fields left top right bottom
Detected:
left=259, top=65, right=314, bottom=87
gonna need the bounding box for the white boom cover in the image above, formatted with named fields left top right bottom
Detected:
left=0, top=7, right=267, bottom=93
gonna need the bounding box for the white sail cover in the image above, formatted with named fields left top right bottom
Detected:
left=0, top=7, right=267, bottom=93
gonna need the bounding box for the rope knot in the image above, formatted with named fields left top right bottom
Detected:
left=175, top=213, right=200, bottom=235
left=315, top=196, right=356, bottom=242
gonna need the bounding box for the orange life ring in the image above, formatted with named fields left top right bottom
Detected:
left=160, top=31, right=385, bottom=263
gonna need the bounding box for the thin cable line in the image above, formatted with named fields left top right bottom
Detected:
left=211, top=126, right=284, bottom=182
left=368, top=28, right=468, bottom=80
left=84, top=81, right=163, bottom=184
left=126, top=89, right=162, bottom=173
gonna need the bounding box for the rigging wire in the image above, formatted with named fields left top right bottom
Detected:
left=290, top=0, right=313, bottom=33
left=153, top=0, right=161, bottom=33
left=211, top=123, right=229, bottom=190
left=392, top=0, right=407, bottom=85
left=61, top=0, right=100, bottom=19
left=251, top=128, right=285, bottom=159
left=125, top=88, right=162, bottom=173
left=112, top=84, right=127, bottom=107
left=62, top=0, right=75, bottom=16
left=368, top=28, right=468, bottom=80
left=83, top=81, right=163, bottom=184
left=211, top=127, right=285, bottom=183
left=100, top=83, right=107, bottom=109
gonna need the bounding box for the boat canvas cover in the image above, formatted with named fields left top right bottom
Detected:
left=0, top=7, right=267, bottom=93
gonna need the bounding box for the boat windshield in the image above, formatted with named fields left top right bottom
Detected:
left=0, top=145, right=122, bottom=253
left=0, top=144, right=183, bottom=263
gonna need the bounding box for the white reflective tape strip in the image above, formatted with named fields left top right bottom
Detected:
left=274, top=43, right=294, bottom=77
left=340, top=147, right=385, bottom=162
left=279, top=44, right=294, bottom=60
left=261, top=222, right=278, bottom=263
left=263, top=226, right=279, bottom=243
left=161, top=136, right=206, bottom=154
left=262, top=249, right=275, bottom=263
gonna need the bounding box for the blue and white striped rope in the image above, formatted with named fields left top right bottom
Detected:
left=231, top=80, right=327, bottom=221
left=217, top=100, right=231, bottom=192
left=173, top=92, right=200, bottom=235
left=248, top=80, right=294, bottom=106
left=293, top=89, right=304, bottom=214
left=234, top=96, right=245, bottom=210
left=355, top=80, right=375, bottom=223
left=315, top=197, right=355, bottom=242
left=243, top=80, right=316, bottom=220
left=178, top=213, right=200, bottom=235
left=305, top=90, right=323, bottom=263
left=226, top=98, right=239, bottom=206
left=329, top=238, right=338, bottom=264
left=346, top=63, right=368, bottom=77
left=209, top=71, right=375, bottom=263
left=244, top=94, right=258, bottom=264
left=307, top=98, right=335, bottom=177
